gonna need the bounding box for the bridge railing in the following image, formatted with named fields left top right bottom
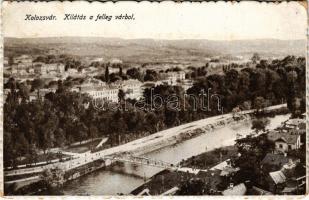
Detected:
left=103, top=154, right=176, bottom=169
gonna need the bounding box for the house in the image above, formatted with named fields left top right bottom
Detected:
left=219, top=166, right=240, bottom=177
left=267, top=131, right=301, bottom=152
left=267, top=170, right=286, bottom=193
left=275, top=134, right=301, bottom=152
left=249, top=186, right=272, bottom=195
left=160, top=71, right=186, bottom=86
left=29, top=88, right=56, bottom=102
left=112, top=79, right=143, bottom=100
left=34, top=62, right=65, bottom=76
left=77, top=85, right=119, bottom=102
left=283, top=118, right=305, bottom=130
left=261, top=153, right=289, bottom=171
left=222, top=183, right=247, bottom=195
left=122, top=79, right=143, bottom=100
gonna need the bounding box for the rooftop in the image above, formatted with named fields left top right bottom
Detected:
left=267, top=131, right=300, bottom=144
left=269, top=170, right=286, bottom=184
left=222, top=183, right=247, bottom=196
left=261, top=153, right=289, bottom=167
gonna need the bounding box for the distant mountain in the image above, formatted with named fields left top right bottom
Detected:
left=4, top=37, right=306, bottom=63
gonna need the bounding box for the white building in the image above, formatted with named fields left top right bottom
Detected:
left=112, top=79, right=143, bottom=100
left=78, top=85, right=119, bottom=102
left=34, top=63, right=65, bottom=76
left=122, top=79, right=143, bottom=100
left=161, top=71, right=186, bottom=86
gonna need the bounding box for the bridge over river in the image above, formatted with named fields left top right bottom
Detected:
left=103, top=153, right=178, bottom=169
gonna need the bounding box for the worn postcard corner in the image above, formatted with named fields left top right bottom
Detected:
left=0, top=0, right=308, bottom=199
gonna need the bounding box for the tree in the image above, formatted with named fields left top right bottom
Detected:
left=54, top=128, right=66, bottom=147
left=119, top=66, right=123, bottom=76
left=251, top=53, right=261, bottom=64
left=177, top=179, right=210, bottom=195
left=118, top=89, right=125, bottom=103
left=31, top=78, right=44, bottom=91
left=234, top=134, right=275, bottom=184
left=126, top=67, right=142, bottom=81
left=41, top=167, right=65, bottom=192
left=253, top=96, right=266, bottom=113
left=105, top=64, right=110, bottom=83
left=75, top=122, right=88, bottom=144
left=110, top=73, right=122, bottom=82
left=144, top=70, right=158, bottom=81
left=251, top=118, right=270, bottom=133
left=8, top=56, right=14, bottom=66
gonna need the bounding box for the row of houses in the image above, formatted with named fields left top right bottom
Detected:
left=70, top=78, right=143, bottom=102
left=71, top=71, right=189, bottom=102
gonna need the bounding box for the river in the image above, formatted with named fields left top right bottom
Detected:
left=63, top=114, right=290, bottom=195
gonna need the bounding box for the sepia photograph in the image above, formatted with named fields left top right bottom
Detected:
left=2, top=1, right=307, bottom=196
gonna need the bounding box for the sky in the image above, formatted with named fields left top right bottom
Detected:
left=2, top=1, right=307, bottom=40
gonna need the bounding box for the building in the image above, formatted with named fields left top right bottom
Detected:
left=81, top=77, right=106, bottom=87
left=81, top=67, right=98, bottom=76
left=267, top=170, right=286, bottom=193
left=110, top=58, right=123, bottom=64
left=274, top=135, right=301, bottom=152
left=71, top=77, right=120, bottom=102
left=66, top=68, right=79, bottom=75
left=112, top=79, right=143, bottom=100
left=261, top=153, right=290, bottom=171
left=160, top=71, right=186, bottom=86
left=267, top=131, right=301, bottom=152
left=122, top=79, right=143, bottom=100
left=222, top=183, right=247, bottom=195
left=34, top=62, right=65, bottom=76
left=29, top=88, right=57, bottom=102
left=76, top=85, right=119, bottom=102
left=91, top=57, right=104, bottom=63
left=178, top=79, right=193, bottom=92
left=282, top=119, right=305, bottom=130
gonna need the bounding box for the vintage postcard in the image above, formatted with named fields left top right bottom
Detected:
left=1, top=1, right=307, bottom=197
